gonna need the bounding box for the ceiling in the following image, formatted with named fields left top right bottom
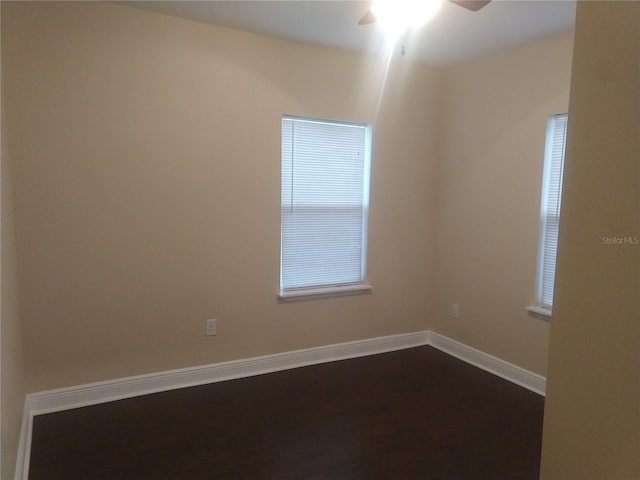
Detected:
left=123, top=0, right=576, bottom=65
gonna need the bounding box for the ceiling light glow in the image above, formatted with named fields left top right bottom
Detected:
left=371, top=0, right=443, bottom=38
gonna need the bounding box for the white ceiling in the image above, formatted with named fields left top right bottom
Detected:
left=122, top=0, right=576, bottom=65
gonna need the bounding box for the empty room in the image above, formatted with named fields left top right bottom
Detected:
left=1, top=1, right=638, bottom=479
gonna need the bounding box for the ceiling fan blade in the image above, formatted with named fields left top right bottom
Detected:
left=357, top=0, right=489, bottom=27
left=358, top=8, right=377, bottom=25
left=449, top=0, right=491, bottom=12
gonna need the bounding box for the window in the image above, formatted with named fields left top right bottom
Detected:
left=531, top=113, right=568, bottom=315
left=279, top=115, right=372, bottom=300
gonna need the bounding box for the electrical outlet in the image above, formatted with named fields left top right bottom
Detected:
left=205, top=319, right=217, bottom=336
left=451, top=304, right=460, bottom=319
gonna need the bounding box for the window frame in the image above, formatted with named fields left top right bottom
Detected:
left=278, top=115, right=373, bottom=301
left=528, top=113, right=568, bottom=317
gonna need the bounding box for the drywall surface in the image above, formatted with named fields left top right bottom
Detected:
left=540, top=2, right=640, bottom=478
left=3, top=2, right=439, bottom=391
left=432, top=32, right=574, bottom=375
left=1, top=15, right=26, bottom=474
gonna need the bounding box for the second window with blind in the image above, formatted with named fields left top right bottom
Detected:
left=279, top=115, right=372, bottom=300
left=533, top=113, right=568, bottom=315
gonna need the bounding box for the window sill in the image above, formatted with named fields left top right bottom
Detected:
left=279, top=284, right=373, bottom=302
left=526, top=305, right=552, bottom=318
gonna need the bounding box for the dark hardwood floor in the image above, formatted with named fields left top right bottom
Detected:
left=28, top=346, right=544, bottom=480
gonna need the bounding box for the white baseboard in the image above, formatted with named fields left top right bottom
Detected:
left=13, top=403, right=32, bottom=480
left=15, top=330, right=545, bottom=480
left=15, top=330, right=430, bottom=479
left=25, top=331, right=431, bottom=416
left=429, top=331, right=547, bottom=396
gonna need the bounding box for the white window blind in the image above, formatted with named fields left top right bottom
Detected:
left=280, top=116, right=371, bottom=296
left=536, top=113, right=568, bottom=310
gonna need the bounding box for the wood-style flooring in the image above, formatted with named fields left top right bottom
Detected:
left=28, top=346, right=544, bottom=479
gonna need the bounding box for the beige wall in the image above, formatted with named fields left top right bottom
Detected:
left=3, top=1, right=439, bottom=392
left=540, top=2, right=640, bottom=478
left=1, top=37, right=26, bottom=480
left=432, top=32, right=574, bottom=375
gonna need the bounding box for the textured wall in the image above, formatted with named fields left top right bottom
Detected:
left=432, top=32, right=574, bottom=375
left=540, top=2, right=640, bottom=478
left=3, top=1, right=439, bottom=392
left=1, top=9, right=26, bottom=474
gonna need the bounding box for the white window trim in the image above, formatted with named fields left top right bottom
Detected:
left=528, top=113, right=568, bottom=319
left=525, top=305, right=552, bottom=318
left=278, top=283, right=373, bottom=302
left=279, top=115, right=372, bottom=300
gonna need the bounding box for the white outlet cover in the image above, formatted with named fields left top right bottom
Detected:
left=206, top=319, right=217, bottom=336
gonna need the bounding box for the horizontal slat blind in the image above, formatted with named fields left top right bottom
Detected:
left=538, top=113, right=568, bottom=309
left=281, top=116, right=370, bottom=292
